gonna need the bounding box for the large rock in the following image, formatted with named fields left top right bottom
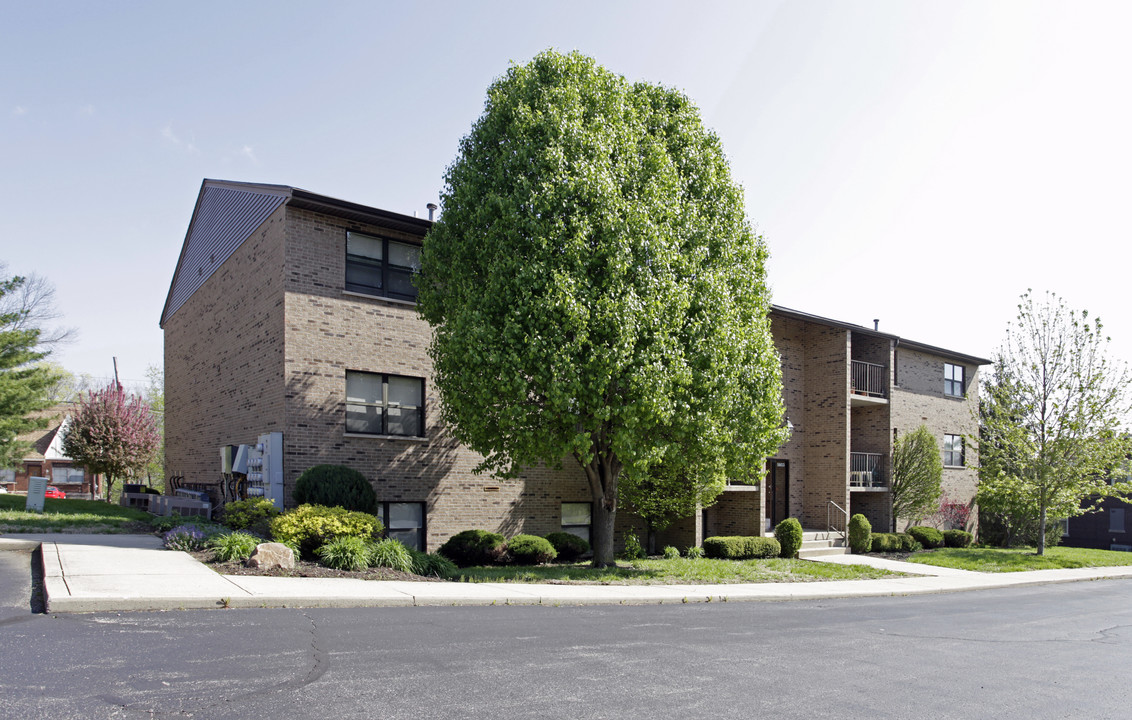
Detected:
left=246, top=543, right=295, bottom=570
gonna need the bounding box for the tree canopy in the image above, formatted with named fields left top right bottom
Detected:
left=0, top=272, right=64, bottom=468
left=61, top=383, right=161, bottom=500
left=418, top=50, right=787, bottom=565
left=889, top=424, right=943, bottom=532
left=977, top=291, right=1131, bottom=553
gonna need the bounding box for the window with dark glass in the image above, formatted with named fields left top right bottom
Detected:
left=380, top=502, right=426, bottom=551
left=944, top=363, right=965, bottom=397
left=944, top=434, right=964, bottom=466
left=345, top=231, right=421, bottom=301
left=345, top=371, right=424, bottom=437
left=562, top=502, right=592, bottom=544
left=1110, top=508, right=1125, bottom=533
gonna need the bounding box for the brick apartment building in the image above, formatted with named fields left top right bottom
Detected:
left=161, top=179, right=987, bottom=552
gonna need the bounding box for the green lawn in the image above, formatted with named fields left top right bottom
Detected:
left=0, top=494, right=152, bottom=533
left=455, top=556, right=904, bottom=584
left=907, top=546, right=1132, bottom=572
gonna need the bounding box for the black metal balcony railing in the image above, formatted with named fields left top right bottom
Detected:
left=850, top=452, right=887, bottom=488
left=851, top=360, right=887, bottom=398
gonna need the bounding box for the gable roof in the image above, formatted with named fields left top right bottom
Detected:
left=160, top=179, right=432, bottom=328
left=13, top=405, right=71, bottom=462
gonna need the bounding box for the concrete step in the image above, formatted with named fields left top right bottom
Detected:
left=798, top=546, right=850, bottom=559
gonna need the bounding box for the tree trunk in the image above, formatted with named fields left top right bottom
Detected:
left=591, top=498, right=618, bottom=567
left=1036, top=504, right=1047, bottom=556
left=577, top=443, right=622, bottom=568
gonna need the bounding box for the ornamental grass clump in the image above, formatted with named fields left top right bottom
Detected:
left=662, top=545, right=681, bottom=560
left=409, top=548, right=458, bottom=579
left=209, top=531, right=261, bottom=562
left=369, top=538, right=415, bottom=573
left=316, top=535, right=374, bottom=571
left=163, top=525, right=207, bottom=551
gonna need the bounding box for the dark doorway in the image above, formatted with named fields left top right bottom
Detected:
left=766, top=459, right=789, bottom=526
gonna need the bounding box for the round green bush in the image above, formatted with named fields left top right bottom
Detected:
left=943, top=529, right=974, bottom=548
left=269, top=504, right=383, bottom=558
left=438, top=529, right=507, bottom=567
left=907, top=525, right=945, bottom=549
left=848, top=513, right=872, bottom=554
left=896, top=533, right=920, bottom=552
left=220, top=497, right=280, bottom=535
left=775, top=517, right=803, bottom=558
left=506, top=534, right=558, bottom=565
left=292, top=464, right=377, bottom=514
left=868, top=533, right=896, bottom=553
left=546, top=532, right=590, bottom=562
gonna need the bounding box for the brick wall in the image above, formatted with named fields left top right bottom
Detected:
left=164, top=204, right=288, bottom=484
left=801, top=324, right=850, bottom=528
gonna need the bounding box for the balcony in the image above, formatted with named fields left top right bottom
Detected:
left=850, top=452, right=887, bottom=490
left=851, top=360, right=887, bottom=406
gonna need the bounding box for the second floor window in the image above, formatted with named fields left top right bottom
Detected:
left=345, top=231, right=421, bottom=301
left=944, top=363, right=965, bottom=397
left=944, top=434, right=964, bottom=467
left=346, top=371, right=424, bottom=437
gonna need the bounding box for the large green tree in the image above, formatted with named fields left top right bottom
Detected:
left=977, top=291, right=1131, bottom=554
left=418, top=50, right=788, bottom=566
left=889, top=424, right=943, bottom=532
left=0, top=272, right=63, bottom=468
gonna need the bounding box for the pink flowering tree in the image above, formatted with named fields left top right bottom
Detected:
left=61, top=383, right=161, bottom=501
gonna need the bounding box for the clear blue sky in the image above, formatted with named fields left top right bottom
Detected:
left=3, top=0, right=1130, bottom=388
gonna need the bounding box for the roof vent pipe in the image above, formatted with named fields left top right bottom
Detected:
left=426, top=203, right=438, bottom=221
left=873, top=319, right=879, bottom=331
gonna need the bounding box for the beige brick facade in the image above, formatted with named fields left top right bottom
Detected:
left=163, top=181, right=988, bottom=553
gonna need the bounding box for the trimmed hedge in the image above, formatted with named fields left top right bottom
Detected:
left=438, top=529, right=507, bottom=567
left=703, top=536, right=781, bottom=560
left=848, top=514, right=872, bottom=554
left=292, top=464, right=377, bottom=514
left=269, top=504, right=383, bottom=558
left=775, top=518, right=804, bottom=558
left=943, top=529, right=974, bottom=548
left=907, top=525, right=945, bottom=549
left=546, top=532, right=590, bottom=562
left=506, top=534, right=558, bottom=565
left=870, top=532, right=923, bottom=553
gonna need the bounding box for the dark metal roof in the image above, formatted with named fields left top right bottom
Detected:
left=770, top=304, right=991, bottom=366
left=160, top=180, right=431, bottom=328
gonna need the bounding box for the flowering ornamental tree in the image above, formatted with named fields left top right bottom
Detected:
left=61, top=383, right=161, bottom=501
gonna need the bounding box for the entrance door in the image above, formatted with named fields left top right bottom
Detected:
left=766, top=459, right=789, bottom=527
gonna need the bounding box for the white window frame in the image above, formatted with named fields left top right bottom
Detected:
left=944, top=363, right=965, bottom=397
left=943, top=434, right=965, bottom=467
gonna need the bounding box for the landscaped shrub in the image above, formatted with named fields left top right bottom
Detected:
left=163, top=525, right=207, bottom=551
left=702, top=536, right=781, bottom=559
left=943, top=529, right=974, bottom=548
left=775, top=517, right=804, bottom=558
left=662, top=545, right=681, bottom=560
left=316, top=535, right=374, bottom=571
left=209, top=531, right=261, bottom=562
left=292, top=464, right=377, bottom=514
left=438, top=529, right=507, bottom=567
left=546, top=532, right=589, bottom=562
left=269, top=504, right=383, bottom=558
left=869, top=533, right=899, bottom=553
left=620, top=529, right=645, bottom=560
left=907, top=525, right=945, bottom=549
left=409, top=549, right=458, bottom=578
left=506, top=534, right=557, bottom=565
left=220, top=498, right=280, bottom=535
left=848, top=513, right=872, bottom=554
left=897, top=533, right=921, bottom=552
left=684, top=546, right=704, bottom=559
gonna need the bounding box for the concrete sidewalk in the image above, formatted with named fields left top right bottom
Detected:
left=5, top=533, right=1132, bottom=613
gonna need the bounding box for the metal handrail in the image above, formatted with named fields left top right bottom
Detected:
left=827, top=500, right=848, bottom=540
left=851, top=360, right=887, bottom=398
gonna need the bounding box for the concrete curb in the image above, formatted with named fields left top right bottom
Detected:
left=10, top=533, right=1132, bottom=613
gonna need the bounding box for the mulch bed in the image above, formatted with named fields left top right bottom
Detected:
left=188, top=549, right=443, bottom=582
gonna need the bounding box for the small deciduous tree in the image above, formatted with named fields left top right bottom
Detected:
left=977, top=291, right=1131, bottom=554
left=890, top=424, right=943, bottom=532
left=418, top=50, right=788, bottom=566
left=61, top=383, right=161, bottom=501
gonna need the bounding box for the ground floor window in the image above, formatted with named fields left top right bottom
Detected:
left=380, top=501, right=426, bottom=551
left=943, top=434, right=964, bottom=467
left=1111, top=508, right=1125, bottom=533
left=54, top=467, right=84, bottom=484
left=346, top=371, right=425, bottom=437
left=561, top=502, right=592, bottom=544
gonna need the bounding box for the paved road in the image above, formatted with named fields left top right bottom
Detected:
left=1, top=579, right=1130, bottom=719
